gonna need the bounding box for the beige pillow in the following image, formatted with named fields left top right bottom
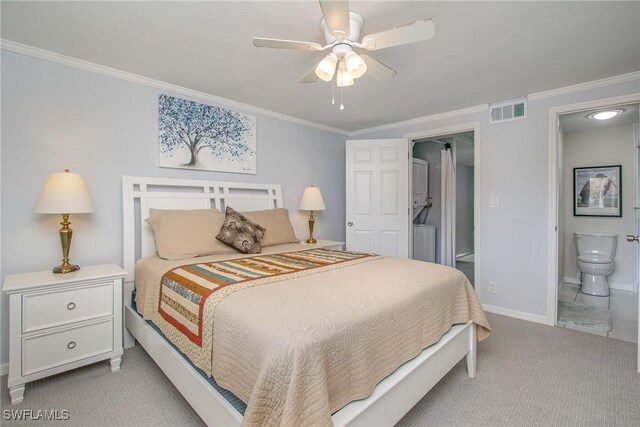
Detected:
left=146, top=208, right=234, bottom=260
left=241, top=208, right=298, bottom=247
left=216, top=207, right=266, bottom=254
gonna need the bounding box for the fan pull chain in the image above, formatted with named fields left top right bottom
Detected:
left=332, top=73, right=337, bottom=105
left=340, top=86, right=345, bottom=110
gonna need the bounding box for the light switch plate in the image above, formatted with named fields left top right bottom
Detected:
left=490, top=195, right=500, bottom=208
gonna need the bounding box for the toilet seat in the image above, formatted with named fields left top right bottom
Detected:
left=577, top=254, right=612, bottom=264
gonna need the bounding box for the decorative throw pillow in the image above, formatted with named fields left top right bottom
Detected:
left=216, top=207, right=266, bottom=254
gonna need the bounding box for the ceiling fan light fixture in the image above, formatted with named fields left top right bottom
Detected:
left=336, top=62, right=354, bottom=87
left=344, top=51, right=367, bottom=79
left=315, top=53, right=338, bottom=81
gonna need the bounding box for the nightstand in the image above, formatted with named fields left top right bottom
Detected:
left=301, top=239, right=345, bottom=250
left=3, top=264, right=126, bottom=405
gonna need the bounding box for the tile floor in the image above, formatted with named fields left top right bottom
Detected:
left=558, top=282, right=638, bottom=343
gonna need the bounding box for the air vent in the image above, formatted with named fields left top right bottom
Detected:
left=490, top=98, right=527, bottom=124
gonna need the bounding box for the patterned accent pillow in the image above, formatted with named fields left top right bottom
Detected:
left=216, top=207, right=266, bottom=254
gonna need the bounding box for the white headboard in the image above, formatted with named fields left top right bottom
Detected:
left=122, top=176, right=284, bottom=284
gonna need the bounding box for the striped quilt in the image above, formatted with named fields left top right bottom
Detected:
left=152, top=248, right=380, bottom=375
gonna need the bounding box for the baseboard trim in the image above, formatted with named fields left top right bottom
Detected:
left=482, top=304, right=550, bottom=325
left=563, top=276, right=635, bottom=292
left=0, top=363, right=8, bottom=376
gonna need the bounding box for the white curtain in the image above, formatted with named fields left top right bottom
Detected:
left=440, top=148, right=456, bottom=267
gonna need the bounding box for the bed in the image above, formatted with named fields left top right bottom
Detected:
left=122, top=176, right=490, bottom=426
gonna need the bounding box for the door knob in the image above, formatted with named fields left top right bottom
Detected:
left=347, top=222, right=353, bottom=227
left=626, top=234, right=639, bottom=243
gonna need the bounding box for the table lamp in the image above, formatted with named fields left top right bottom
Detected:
left=34, top=169, right=96, bottom=273
left=299, top=186, right=326, bottom=244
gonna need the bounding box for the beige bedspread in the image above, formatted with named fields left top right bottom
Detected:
left=135, top=244, right=490, bottom=427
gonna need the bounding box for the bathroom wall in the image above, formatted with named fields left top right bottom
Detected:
left=563, top=124, right=636, bottom=290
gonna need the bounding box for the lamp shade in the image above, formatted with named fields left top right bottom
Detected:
left=299, top=186, right=326, bottom=211
left=336, top=61, right=354, bottom=87
left=34, top=170, right=96, bottom=214
left=315, top=53, right=338, bottom=82
left=344, top=51, right=367, bottom=79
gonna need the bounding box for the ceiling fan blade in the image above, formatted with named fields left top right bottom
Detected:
left=299, top=66, right=319, bottom=83
left=319, top=0, right=351, bottom=38
left=252, top=37, right=323, bottom=51
left=361, top=19, right=435, bottom=51
left=361, top=55, right=397, bottom=81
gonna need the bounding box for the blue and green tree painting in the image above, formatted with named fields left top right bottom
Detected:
left=158, top=95, right=256, bottom=174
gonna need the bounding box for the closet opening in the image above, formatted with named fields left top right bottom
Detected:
left=411, top=130, right=475, bottom=285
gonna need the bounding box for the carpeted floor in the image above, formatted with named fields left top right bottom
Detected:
left=2, top=313, right=639, bottom=426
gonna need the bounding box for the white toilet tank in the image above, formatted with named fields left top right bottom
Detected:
left=574, top=231, right=618, bottom=258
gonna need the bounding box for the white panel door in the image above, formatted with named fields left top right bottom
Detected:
left=346, top=139, right=409, bottom=257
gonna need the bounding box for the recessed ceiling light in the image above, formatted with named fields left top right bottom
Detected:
left=587, top=109, right=625, bottom=120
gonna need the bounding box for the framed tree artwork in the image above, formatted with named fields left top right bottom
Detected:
left=573, top=165, right=622, bottom=217
left=158, top=94, right=256, bottom=174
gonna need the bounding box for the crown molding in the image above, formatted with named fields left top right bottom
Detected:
left=528, top=71, right=640, bottom=101
left=3, top=39, right=638, bottom=138
left=349, top=104, right=488, bottom=136
left=351, top=71, right=640, bottom=136
left=1, top=39, right=350, bottom=136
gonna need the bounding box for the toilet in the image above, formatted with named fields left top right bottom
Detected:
left=574, top=231, right=618, bottom=296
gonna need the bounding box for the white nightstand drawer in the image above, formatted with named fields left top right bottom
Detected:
left=22, top=281, right=113, bottom=333
left=22, top=318, right=114, bottom=376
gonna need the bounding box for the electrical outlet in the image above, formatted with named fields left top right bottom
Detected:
left=488, top=281, right=498, bottom=294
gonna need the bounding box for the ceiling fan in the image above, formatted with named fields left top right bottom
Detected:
left=252, top=0, right=435, bottom=89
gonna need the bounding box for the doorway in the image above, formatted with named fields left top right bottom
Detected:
left=548, top=94, right=639, bottom=366
left=407, top=123, right=479, bottom=286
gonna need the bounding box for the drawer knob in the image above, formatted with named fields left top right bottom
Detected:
left=66, top=302, right=76, bottom=310
left=67, top=341, right=76, bottom=350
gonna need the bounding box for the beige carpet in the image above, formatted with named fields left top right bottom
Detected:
left=2, top=313, right=639, bottom=426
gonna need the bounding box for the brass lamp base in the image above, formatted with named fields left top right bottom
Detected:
left=53, top=263, right=80, bottom=274
left=306, top=210, right=317, bottom=244
left=53, top=214, right=80, bottom=274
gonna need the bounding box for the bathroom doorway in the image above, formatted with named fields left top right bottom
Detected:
left=553, top=99, right=639, bottom=343
left=410, top=129, right=476, bottom=285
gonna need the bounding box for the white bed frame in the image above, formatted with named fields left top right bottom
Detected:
left=122, top=175, right=477, bottom=426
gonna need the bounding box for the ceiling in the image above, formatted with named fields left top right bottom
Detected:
left=560, top=103, right=639, bottom=134
left=2, top=1, right=639, bottom=132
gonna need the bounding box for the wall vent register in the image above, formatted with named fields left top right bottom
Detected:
left=490, top=98, right=527, bottom=123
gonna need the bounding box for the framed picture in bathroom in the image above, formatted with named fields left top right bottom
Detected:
left=573, top=165, right=622, bottom=217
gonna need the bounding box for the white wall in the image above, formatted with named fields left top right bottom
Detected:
left=0, top=50, right=347, bottom=365
left=456, top=164, right=474, bottom=256
left=354, top=78, right=640, bottom=321
left=563, top=125, right=636, bottom=289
